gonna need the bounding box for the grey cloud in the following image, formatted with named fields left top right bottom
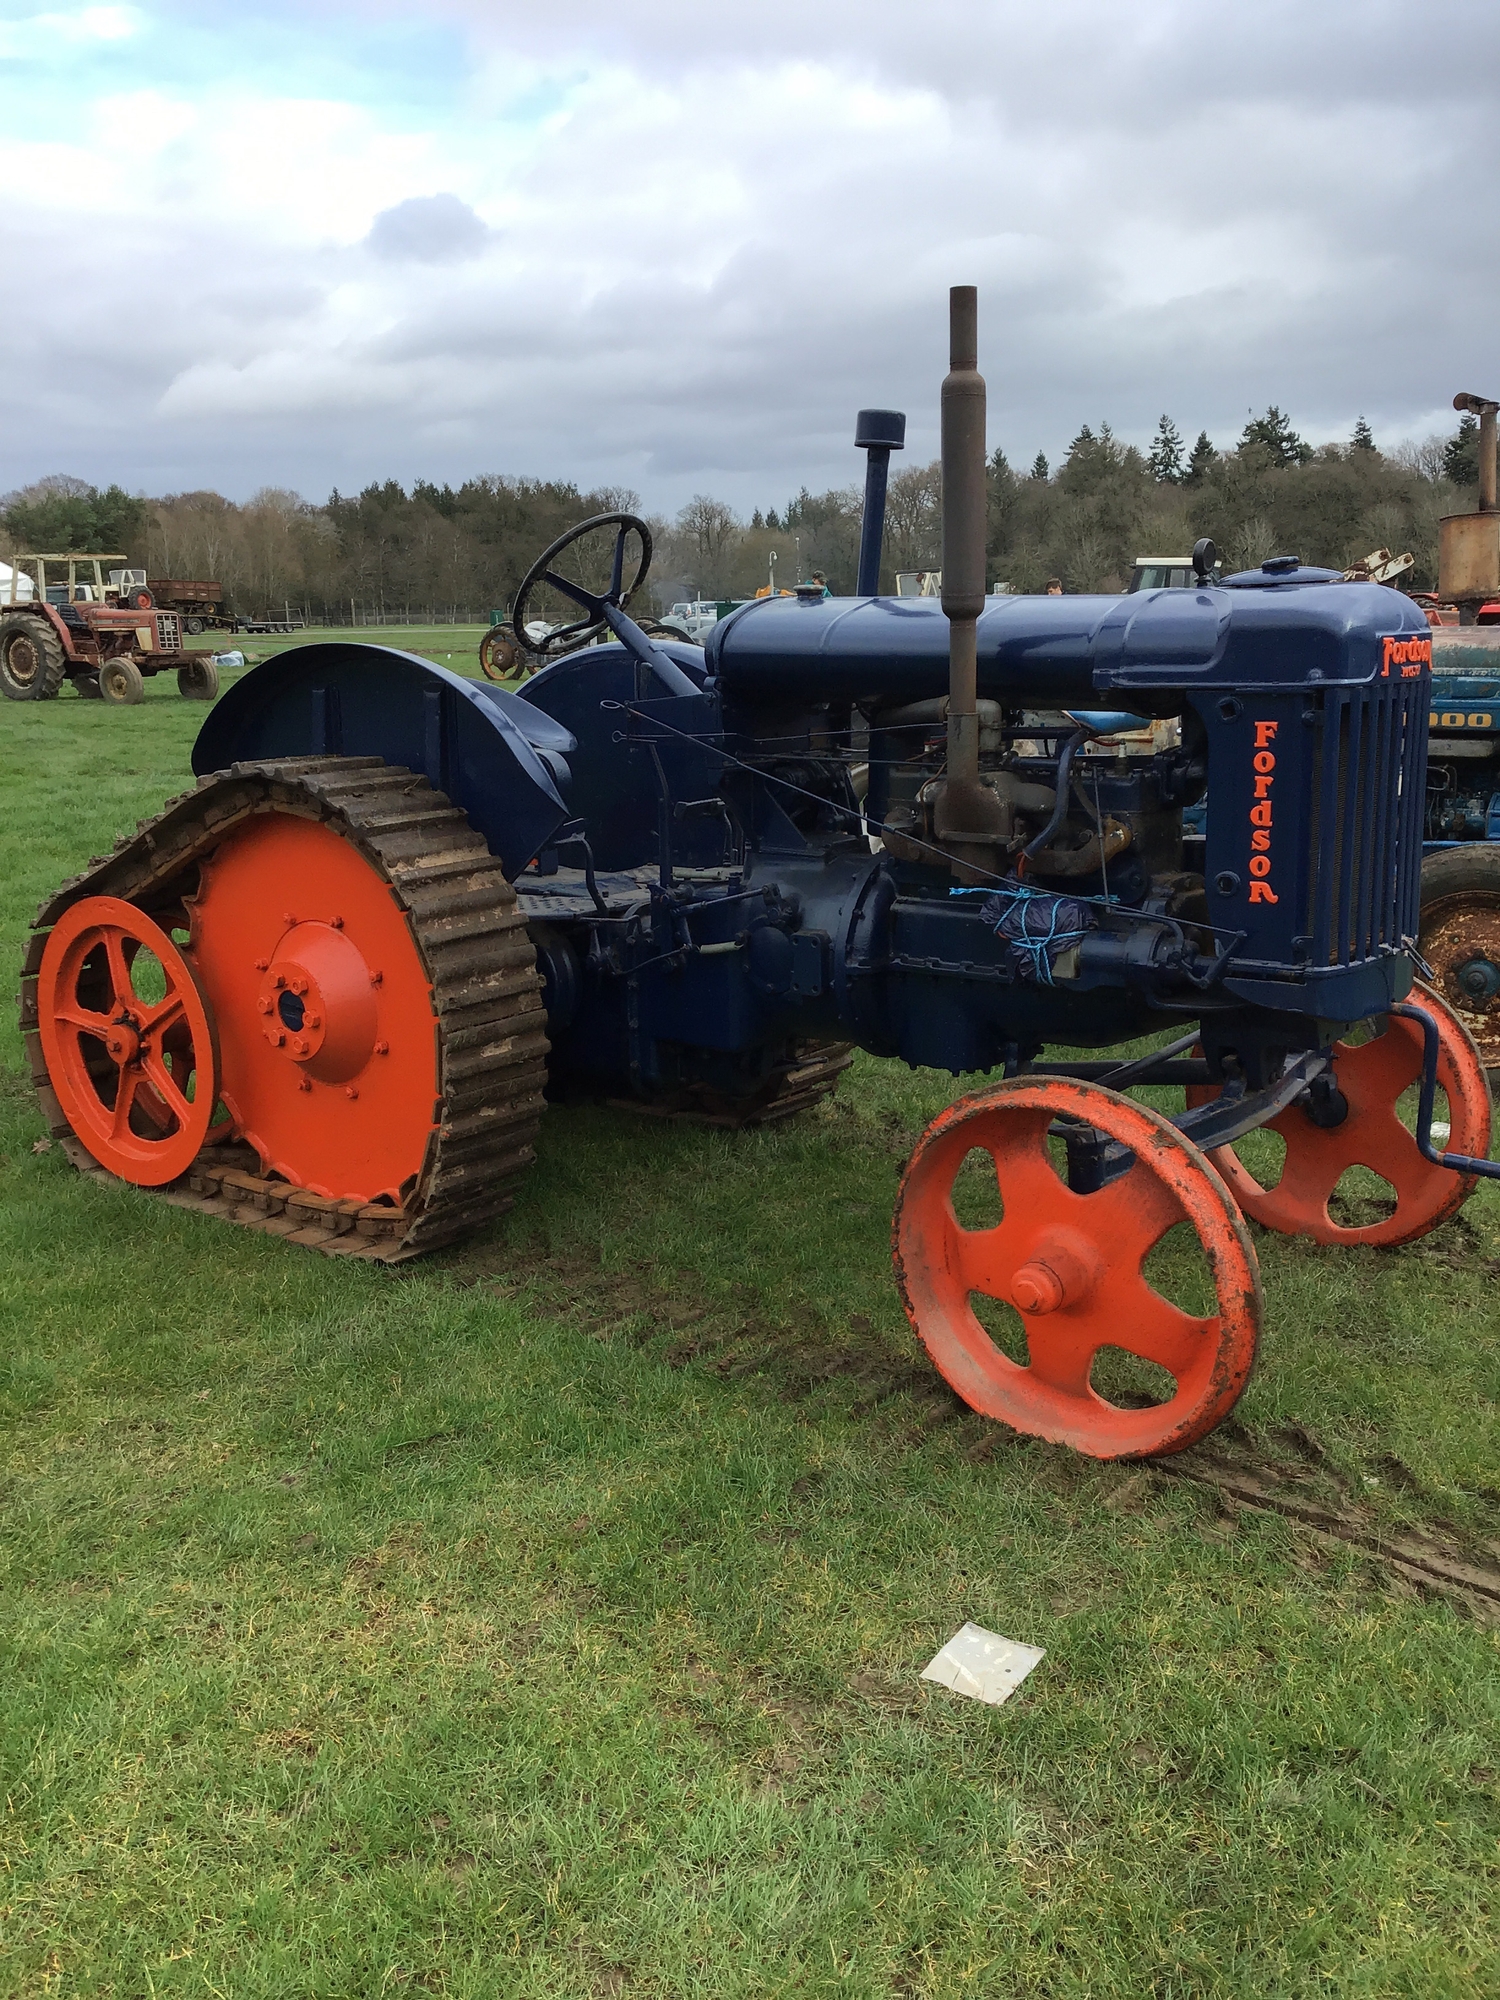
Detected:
left=2, top=0, right=1497, bottom=510
left=366, top=194, right=492, bottom=264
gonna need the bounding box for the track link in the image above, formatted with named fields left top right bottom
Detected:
left=20, top=756, right=548, bottom=1262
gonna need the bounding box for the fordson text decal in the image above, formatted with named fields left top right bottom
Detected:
left=1381, top=634, right=1430, bottom=678
left=1248, top=721, right=1278, bottom=904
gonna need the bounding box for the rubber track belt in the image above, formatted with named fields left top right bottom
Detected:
left=19, top=755, right=549, bottom=1263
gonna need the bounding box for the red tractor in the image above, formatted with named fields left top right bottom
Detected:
left=0, top=553, right=219, bottom=705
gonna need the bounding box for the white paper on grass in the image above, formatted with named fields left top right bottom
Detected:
left=920, top=1622, right=1045, bottom=1707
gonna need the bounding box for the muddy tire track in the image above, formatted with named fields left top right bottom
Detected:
left=452, top=1241, right=1500, bottom=1619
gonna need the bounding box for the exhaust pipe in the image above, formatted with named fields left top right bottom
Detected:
left=1454, top=391, right=1499, bottom=514
left=935, top=285, right=1006, bottom=878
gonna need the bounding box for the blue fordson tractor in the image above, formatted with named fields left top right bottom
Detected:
left=22, top=290, right=1499, bottom=1460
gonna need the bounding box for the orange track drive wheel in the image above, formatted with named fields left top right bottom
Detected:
left=893, top=1078, right=1261, bottom=1459
left=188, top=812, right=440, bottom=1205
left=37, top=896, right=218, bottom=1186
left=1187, top=987, right=1492, bottom=1249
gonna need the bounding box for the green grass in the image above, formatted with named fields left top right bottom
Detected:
left=2, top=693, right=1499, bottom=1998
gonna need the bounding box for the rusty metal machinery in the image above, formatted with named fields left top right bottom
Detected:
left=1439, top=392, right=1500, bottom=615
left=22, top=288, right=1499, bottom=1461
left=0, top=552, right=216, bottom=704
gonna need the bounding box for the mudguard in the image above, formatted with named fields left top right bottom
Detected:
left=192, top=643, right=575, bottom=878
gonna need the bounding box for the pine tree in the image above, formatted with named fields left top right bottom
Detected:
left=1239, top=406, right=1313, bottom=468
left=1030, top=451, right=1049, bottom=481
left=764, top=506, right=780, bottom=531
left=1350, top=416, right=1376, bottom=452
left=1148, top=414, right=1185, bottom=484
left=1065, top=423, right=1096, bottom=460
left=1444, top=415, right=1479, bottom=485
left=1186, top=431, right=1218, bottom=484
left=751, top=508, right=764, bottom=530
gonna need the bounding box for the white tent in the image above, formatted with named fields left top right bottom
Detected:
left=0, top=562, right=35, bottom=604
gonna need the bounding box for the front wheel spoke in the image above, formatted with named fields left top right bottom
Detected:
left=1339, top=1021, right=1419, bottom=1106
left=949, top=1218, right=1019, bottom=1297
left=1021, top=1319, right=1099, bottom=1398
left=1263, top=1128, right=1344, bottom=1215
left=1078, top=1161, right=1184, bottom=1259
left=1095, top=1269, right=1205, bottom=1377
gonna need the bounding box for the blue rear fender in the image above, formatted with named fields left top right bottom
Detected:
left=192, top=642, right=576, bottom=879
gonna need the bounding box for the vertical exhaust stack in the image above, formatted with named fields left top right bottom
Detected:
left=935, top=285, right=1007, bottom=880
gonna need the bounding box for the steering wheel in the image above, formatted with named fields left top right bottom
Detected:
left=510, top=513, right=653, bottom=661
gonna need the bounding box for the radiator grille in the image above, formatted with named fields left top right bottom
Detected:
left=1305, top=678, right=1427, bottom=966
left=155, top=611, right=181, bottom=653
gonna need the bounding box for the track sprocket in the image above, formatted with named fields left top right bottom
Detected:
left=22, top=756, right=549, bottom=1260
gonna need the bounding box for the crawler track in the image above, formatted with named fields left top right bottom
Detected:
left=21, top=756, right=549, bottom=1261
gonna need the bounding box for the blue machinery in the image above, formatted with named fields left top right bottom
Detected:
left=29, top=288, right=1499, bottom=1460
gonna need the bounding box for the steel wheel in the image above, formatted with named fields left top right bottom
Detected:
left=37, top=896, right=217, bottom=1185
left=1188, top=987, right=1491, bottom=1247
left=1419, top=845, right=1500, bottom=1077
left=479, top=626, right=526, bottom=680
left=188, top=810, right=445, bottom=1205
left=99, top=657, right=145, bottom=704
left=893, top=1078, right=1261, bottom=1459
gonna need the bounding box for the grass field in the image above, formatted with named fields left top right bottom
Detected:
left=2, top=685, right=1498, bottom=1998
left=185, top=623, right=494, bottom=679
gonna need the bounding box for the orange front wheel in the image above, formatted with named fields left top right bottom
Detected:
left=1187, top=988, right=1491, bottom=1248
left=893, top=1078, right=1261, bottom=1459
left=37, top=896, right=218, bottom=1186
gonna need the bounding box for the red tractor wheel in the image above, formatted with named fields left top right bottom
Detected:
left=187, top=811, right=445, bottom=1204
left=893, top=1078, right=1261, bottom=1459
left=36, top=897, right=218, bottom=1186
left=1186, top=987, right=1491, bottom=1248
left=0, top=614, right=67, bottom=701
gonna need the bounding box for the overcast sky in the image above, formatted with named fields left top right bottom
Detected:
left=1, top=0, right=1496, bottom=513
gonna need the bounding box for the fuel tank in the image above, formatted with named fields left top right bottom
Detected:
left=704, top=582, right=1433, bottom=707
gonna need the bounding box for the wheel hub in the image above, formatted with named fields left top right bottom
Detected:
left=1455, top=953, right=1500, bottom=1006
left=104, top=1014, right=141, bottom=1065
left=255, top=922, right=378, bottom=1081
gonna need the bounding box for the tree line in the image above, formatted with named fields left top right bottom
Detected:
left=0, top=408, right=1483, bottom=620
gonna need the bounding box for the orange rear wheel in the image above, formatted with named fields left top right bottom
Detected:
left=37, top=896, right=217, bottom=1186
left=1187, top=988, right=1491, bottom=1248
left=188, top=811, right=442, bottom=1205
left=893, top=1078, right=1261, bottom=1459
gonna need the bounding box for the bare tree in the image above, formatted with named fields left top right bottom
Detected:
left=674, top=494, right=741, bottom=598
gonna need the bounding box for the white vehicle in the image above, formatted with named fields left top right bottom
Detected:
left=665, top=599, right=721, bottom=642
left=1127, top=556, right=1198, bottom=591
